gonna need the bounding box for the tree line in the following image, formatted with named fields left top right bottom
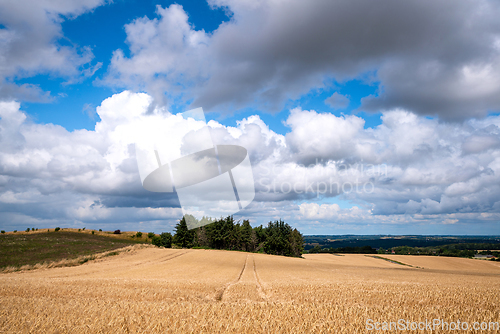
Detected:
left=380, top=243, right=500, bottom=258
left=151, top=215, right=304, bottom=257
left=307, top=243, right=500, bottom=259
left=308, top=245, right=377, bottom=254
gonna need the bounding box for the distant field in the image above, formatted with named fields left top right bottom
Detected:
left=0, top=230, right=143, bottom=269
left=303, top=234, right=500, bottom=250
left=0, top=248, right=499, bottom=332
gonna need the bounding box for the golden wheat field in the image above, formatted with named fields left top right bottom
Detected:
left=1, top=246, right=499, bottom=333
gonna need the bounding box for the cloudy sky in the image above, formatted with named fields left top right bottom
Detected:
left=1, top=0, right=500, bottom=235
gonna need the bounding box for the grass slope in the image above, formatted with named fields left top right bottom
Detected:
left=0, top=231, right=143, bottom=269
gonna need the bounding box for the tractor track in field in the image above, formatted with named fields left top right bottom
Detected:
left=252, top=255, right=268, bottom=301
left=157, top=251, right=189, bottom=263
left=216, top=254, right=248, bottom=301
left=216, top=254, right=268, bottom=302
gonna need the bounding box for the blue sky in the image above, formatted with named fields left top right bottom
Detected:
left=19, top=0, right=231, bottom=131
left=19, top=1, right=381, bottom=132
left=2, top=0, right=500, bottom=234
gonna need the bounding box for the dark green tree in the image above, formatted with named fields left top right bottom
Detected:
left=205, top=217, right=227, bottom=249
left=229, top=221, right=242, bottom=250
left=151, top=232, right=173, bottom=248
left=151, top=235, right=162, bottom=247
left=160, top=232, right=172, bottom=248
left=194, top=227, right=209, bottom=248
left=241, top=220, right=253, bottom=251
left=173, top=217, right=194, bottom=248
left=255, top=225, right=267, bottom=243
left=289, top=228, right=304, bottom=257
left=263, top=220, right=292, bottom=256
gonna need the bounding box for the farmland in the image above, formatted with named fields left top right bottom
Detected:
left=0, top=247, right=499, bottom=333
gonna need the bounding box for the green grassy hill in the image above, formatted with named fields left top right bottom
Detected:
left=0, top=230, right=145, bottom=269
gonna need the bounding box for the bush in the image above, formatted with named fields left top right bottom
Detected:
left=55, top=227, right=60, bottom=232
left=151, top=235, right=162, bottom=247
left=82, top=227, right=86, bottom=231
left=31, top=228, right=35, bottom=231
left=78, top=229, right=81, bottom=232
left=1, top=230, right=5, bottom=234
left=160, top=232, right=173, bottom=248
left=13, top=230, right=17, bottom=233
left=136, top=231, right=143, bottom=238
left=25, top=228, right=30, bottom=232
left=114, top=230, right=121, bottom=234
left=151, top=232, right=173, bottom=248
left=148, top=232, right=155, bottom=239
left=92, top=230, right=95, bottom=235
left=99, top=229, right=102, bottom=232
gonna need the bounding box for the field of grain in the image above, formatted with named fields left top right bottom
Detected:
left=1, top=247, right=499, bottom=333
